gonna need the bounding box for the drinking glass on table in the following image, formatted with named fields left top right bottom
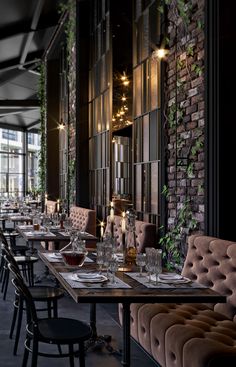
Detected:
left=136, top=253, right=146, bottom=277
left=153, top=249, right=162, bottom=285
left=96, top=242, right=105, bottom=274
left=108, top=256, right=119, bottom=283
left=145, top=247, right=154, bottom=283
left=64, top=216, right=73, bottom=234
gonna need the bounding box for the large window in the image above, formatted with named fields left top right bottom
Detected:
left=0, top=129, right=40, bottom=198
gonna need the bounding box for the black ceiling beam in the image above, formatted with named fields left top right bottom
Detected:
left=19, top=0, right=45, bottom=66
left=0, top=52, right=42, bottom=72
left=0, top=100, right=39, bottom=108
left=0, top=17, right=59, bottom=41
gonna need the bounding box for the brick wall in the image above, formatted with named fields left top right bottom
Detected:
left=164, top=0, right=205, bottom=254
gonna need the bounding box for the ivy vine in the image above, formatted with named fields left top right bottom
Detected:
left=158, top=0, right=204, bottom=268
left=59, top=0, right=76, bottom=206
left=38, top=62, right=46, bottom=196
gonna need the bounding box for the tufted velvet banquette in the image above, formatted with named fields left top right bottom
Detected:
left=69, top=206, right=96, bottom=236
left=119, top=235, right=236, bottom=367
left=105, top=215, right=156, bottom=253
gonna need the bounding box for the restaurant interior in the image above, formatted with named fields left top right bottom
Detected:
left=1, top=0, right=236, bottom=366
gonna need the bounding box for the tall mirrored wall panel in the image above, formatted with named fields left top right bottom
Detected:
left=133, top=0, right=161, bottom=226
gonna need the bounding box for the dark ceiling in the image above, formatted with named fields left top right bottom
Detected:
left=0, top=0, right=61, bottom=132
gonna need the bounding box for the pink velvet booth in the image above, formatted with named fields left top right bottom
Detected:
left=119, top=235, right=236, bottom=367
left=105, top=214, right=156, bottom=253
left=69, top=206, right=96, bottom=236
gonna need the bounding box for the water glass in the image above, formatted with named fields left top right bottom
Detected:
left=153, top=249, right=162, bottom=285
left=96, top=242, right=105, bottom=273
left=136, top=253, right=146, bottom=277
left=108, top=256, right=119, bottom=283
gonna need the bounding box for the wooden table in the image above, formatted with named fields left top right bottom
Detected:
left=38, top=250, right=226, bottom=367
left=16, top=226, right=97, bottom=251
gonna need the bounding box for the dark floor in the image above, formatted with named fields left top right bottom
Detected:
left=0, top=237, right=158, bottom=367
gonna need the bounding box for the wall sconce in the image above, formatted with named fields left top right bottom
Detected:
left=58, top=119, right=65, bottom=130
left=152, top=47, right=169, bottom=61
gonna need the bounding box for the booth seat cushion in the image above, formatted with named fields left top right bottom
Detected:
left=69, top=206, right=96, bottom=236
left=105, top=215, right=156, bottom=253
left=119, top=235, right=236, bottom=367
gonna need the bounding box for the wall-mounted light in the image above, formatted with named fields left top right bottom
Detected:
left=152, top=47, right=169, bottom=60
left=58, top=119, right=65, bottom=130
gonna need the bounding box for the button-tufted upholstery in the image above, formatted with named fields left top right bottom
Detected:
left=45, top=200, right=57, bottom=215
left=105, top=215, right=156, bottom=253
left=69, top=206, right=96, bottom=236
left=119, top=235, right=236, bottom=367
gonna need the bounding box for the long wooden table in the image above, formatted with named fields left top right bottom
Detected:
left=16, top=225, right=97, bottom=250
left=38, top=250, right=226, bottom=367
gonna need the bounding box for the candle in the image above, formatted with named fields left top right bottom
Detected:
left=121, top=211, right=126, bottom=233
left=100, top=221, right=104, bottom=240
left=110, top=201, right=114, bottom=221
left=57, top=199, right=60, bottom=213
left=45, top=193, right=48, bottom=214
left=110, top=201, right=114, bottom=237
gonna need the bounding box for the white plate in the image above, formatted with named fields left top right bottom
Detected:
left=70, top=273, right=108, bottom=283
left=157, top=276, right=191, bottom=284
left=159, top=273, right=183, bottom=281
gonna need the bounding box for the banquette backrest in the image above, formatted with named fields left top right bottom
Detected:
left=182, top=235, right=236, bottom=321
left=46, top=200, right=56, bottom=215
left=105, top=214, right=156, bottom=253
left=69, top=206, right=96, bottom=236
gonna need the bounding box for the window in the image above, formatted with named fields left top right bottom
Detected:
left=0, top=128, right=40, bottom=197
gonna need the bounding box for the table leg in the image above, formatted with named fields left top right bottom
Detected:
left=122, top=302, right=131, bottom=367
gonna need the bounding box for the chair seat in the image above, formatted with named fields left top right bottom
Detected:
left=29, top=286, right=64, bottom=301
left=27, top=317, right=92, bottom=344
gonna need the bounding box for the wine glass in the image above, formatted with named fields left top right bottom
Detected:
left=64, top=217, right=73, bottom=234
left=108, top=256, right=119, bottom=283
left=136, top=253, right=146, bottom=277
left=153, top=249, right=162, bottom=285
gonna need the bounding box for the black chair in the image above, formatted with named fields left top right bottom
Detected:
left=9, top=263, right=92, bottom=367
left=0, top=234, right=38, bottom=299
left=4, top=246, right=64, bottom=355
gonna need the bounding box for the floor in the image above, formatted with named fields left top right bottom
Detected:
left=0, top=237, right=159, bottom=367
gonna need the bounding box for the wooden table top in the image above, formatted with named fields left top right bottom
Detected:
left=16, top=226, right=97, bottom=243
left=38, top=250, right=226, bottom=305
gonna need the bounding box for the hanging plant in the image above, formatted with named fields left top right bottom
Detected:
left=38, top=62, right=46, bottom=195
left=59, top=0, right=76, bottom=206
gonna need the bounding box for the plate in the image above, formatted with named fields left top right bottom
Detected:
left=159, top=273, right=183, bottom=281
left=70, top=273, right=108, bottom=283
left=157, top=276, right=191, bottom=284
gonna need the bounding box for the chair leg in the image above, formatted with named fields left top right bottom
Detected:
left=22, top=338, right=30, bottom=367
left=53, top=299, right=58, bottom=318
left=79, top=342, right=85, bottom=367
left=3, top=267, right=9, bottom=300
left=14, top=298, right=23, bottom=355
left=47, top=300, right=52, bottom=318
left=10, top=295, right=19, bottom=339
left=31, top=338, right=38, bottom=367
left=69, top=344, right=74, bottom=367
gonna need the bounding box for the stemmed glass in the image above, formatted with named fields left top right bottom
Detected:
left=153, top=249, right=162, bottom=285
left=108, top=256, right=119, bottom=283
left=136, top=253, right=146, bottom=277
left=96, top=242, right=104, bottom=274
left=145, top=247, right=154, bottom=283
left=64, top=216, right=73, bottom=234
